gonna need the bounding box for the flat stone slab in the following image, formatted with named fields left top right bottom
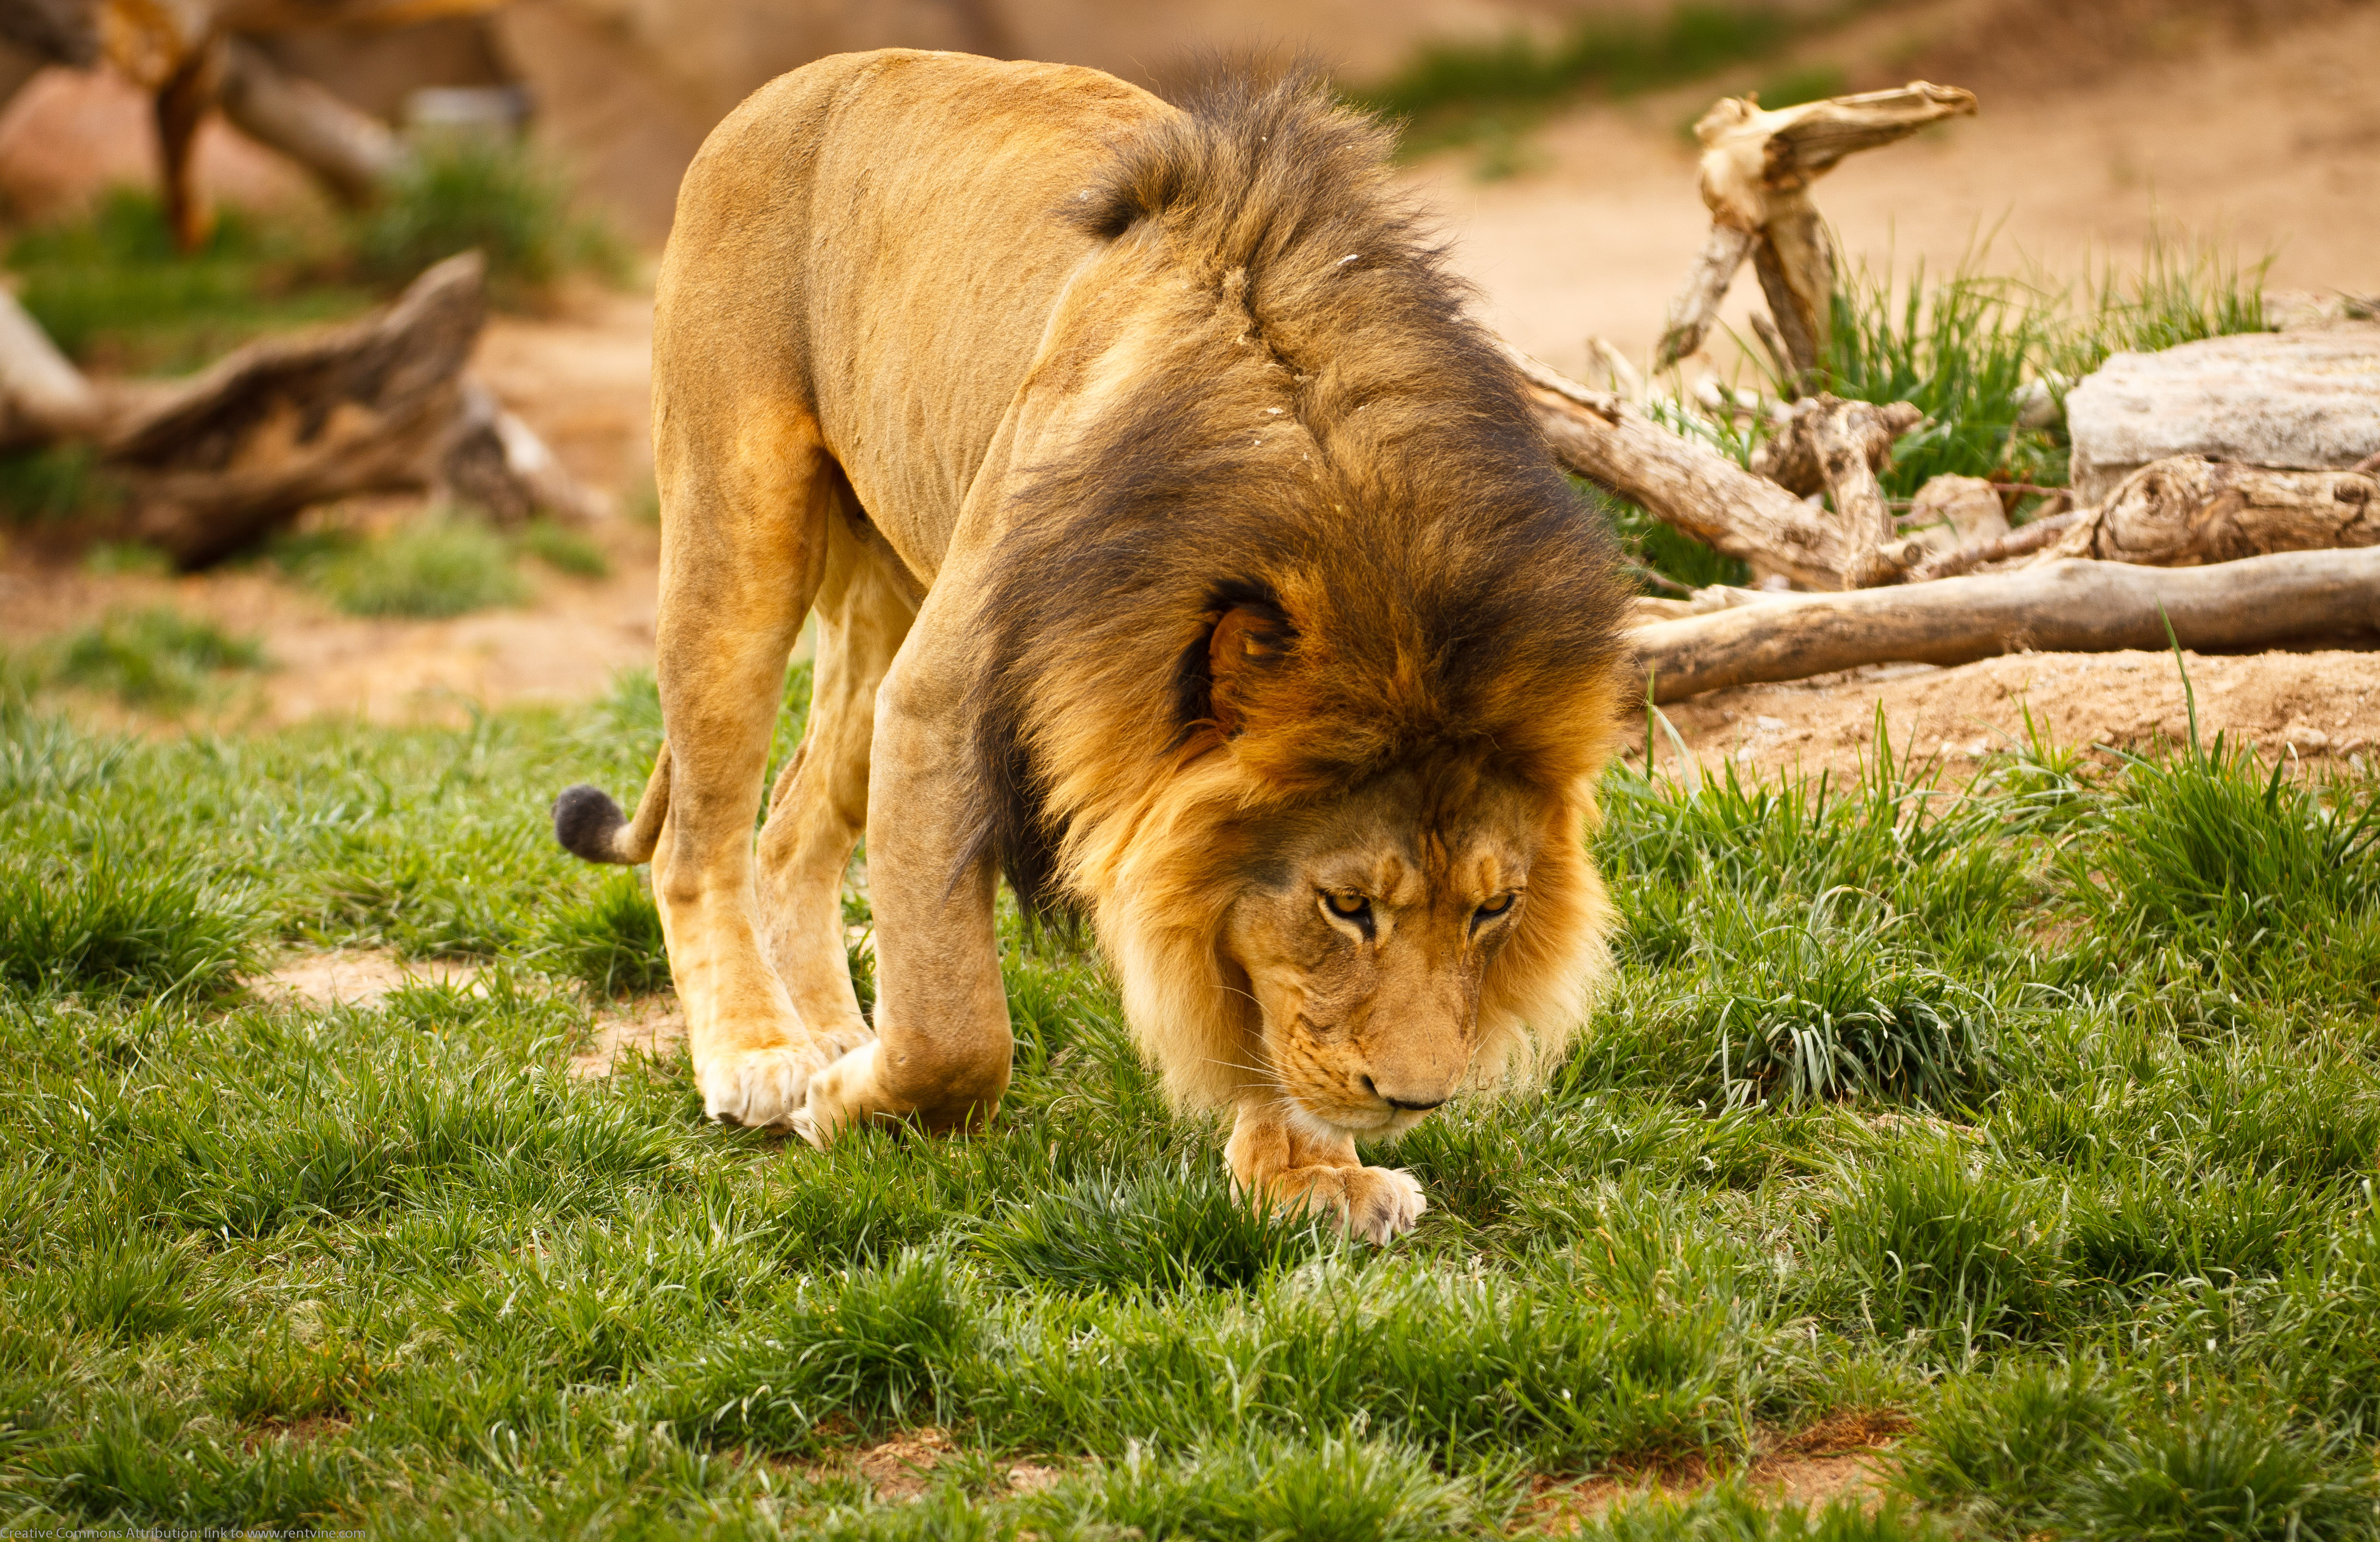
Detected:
left=2066, top=323, right=2380, bottom=503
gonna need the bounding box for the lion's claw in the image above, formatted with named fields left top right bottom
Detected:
left=1340, top=1165, right=1428, bottom=1244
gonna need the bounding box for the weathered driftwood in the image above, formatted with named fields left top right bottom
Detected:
left=7, top=250, right=600, bottom=556
left=1905, top=508, right=2086, bottom=582
left=1509, top=347, right=1873, bottom=591
left=1656, top=82, right=1978, bottom=373
left=116, top=252, right=489, bottom=563
left=1752, top=397, right=1925, bottom=496
left=1750, top=394, right=1924, bottom=584
left=2033, top=455, right=2380, bottom=567
left=442, top=376, right=608, bottom=527
left=219, top=35, right=403, bottom=206
left=2065, top=326, right=2380, bottom=502
left=1509, top=343, right=1921, bottom=590
left=1895, top=473, right=2010, bottom=557
left=0, top=287, right=106, bottom=448
left=1633, top=548, right=2380, bottom=702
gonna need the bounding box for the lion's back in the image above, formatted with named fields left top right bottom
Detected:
left=656, top=51, right=1173, bottom=550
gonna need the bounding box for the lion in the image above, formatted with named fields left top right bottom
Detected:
left=552, top=51, right=1630, bottom=1242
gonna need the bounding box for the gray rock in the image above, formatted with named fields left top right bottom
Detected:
left=2065, top=324, right=2380, bottom=503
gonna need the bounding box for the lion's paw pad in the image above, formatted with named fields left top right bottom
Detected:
left=1341, top=1166, right=1427, bottom=1245
left=698, top=1047, right=817, bottom=1130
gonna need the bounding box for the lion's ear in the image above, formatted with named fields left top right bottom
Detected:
left=1208, top=604, right=1290, bottom=737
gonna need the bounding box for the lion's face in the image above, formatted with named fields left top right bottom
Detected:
left=1220, top=768, right=1541, bottom=1138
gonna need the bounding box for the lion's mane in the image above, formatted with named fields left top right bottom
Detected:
left=959, top=69, right=1631, bottom=1110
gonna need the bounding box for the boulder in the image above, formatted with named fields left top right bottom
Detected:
left=2065, top=324, right=2380, bottom=503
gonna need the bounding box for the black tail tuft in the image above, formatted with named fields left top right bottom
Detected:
left=553, top=784, right=629, bottom=864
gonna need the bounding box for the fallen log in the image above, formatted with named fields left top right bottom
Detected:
left=1632, top=548, right=2380, bottom=702
left=115, top=252, right=487, bottom=563
left=103, top=253, right=600, bottom=563
left=1509, top=344, right=1920, bottom=590
left=2034, top=455, right=2380, bottom=567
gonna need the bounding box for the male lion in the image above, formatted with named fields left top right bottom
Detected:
left=553, top=51, right=1628, bottom=1241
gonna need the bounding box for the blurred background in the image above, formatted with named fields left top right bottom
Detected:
left=0, top=0, right=2373, bottom=733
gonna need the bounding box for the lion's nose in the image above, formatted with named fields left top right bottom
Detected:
left=1360, top=1074, right=1447, bottom=1112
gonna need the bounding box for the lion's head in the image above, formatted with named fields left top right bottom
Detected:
left=960, top=71, right=1628, bottom=1135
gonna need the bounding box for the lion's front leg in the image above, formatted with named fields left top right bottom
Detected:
left=1225, top=1101, right=1427, bottom=1245
left=794, top=610, right=1013, bottom=1145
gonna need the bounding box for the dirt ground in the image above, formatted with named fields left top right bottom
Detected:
left=1639, top=649, right=2380, bottom=785
left=1436, top=1, right=2380, bottom=376
left=3, top=3, right=2376, bottom=758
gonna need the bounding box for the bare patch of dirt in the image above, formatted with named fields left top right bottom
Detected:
left=1632, top=648, right=2380, bottom=786
left=854, top=1426, right=955, bottom=1502
left=260, top=949, right=484, bottom=1008
left=1532, top=1412, right=1908, bottom=1532
left=569, top=995, right=687, bottom=1080
left=797, top=1428, right=1080, bottom=1504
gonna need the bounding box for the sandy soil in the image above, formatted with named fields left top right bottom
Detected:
left=1532, top=1409, right=1904, bottom=1531
left=1431, top=3, right=2380, bottom=378
left=260, top=948, right=485, bottom=1008
left=1640, top=648, right=2380, bottom=785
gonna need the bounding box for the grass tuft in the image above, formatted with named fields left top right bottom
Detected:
left=276, top=512, right=529, bottom=619
left=0, top=842, right=258, bottom=996
left=976, top=1163, right=1332, bottom=1295
left=353, top=138, right=629, bottom=301
left=50, top=608, right=265, bottom=711
left=539, top=869, right=668, bottom=996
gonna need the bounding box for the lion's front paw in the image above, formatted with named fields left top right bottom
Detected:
left=697, top=1045, right=820, bottom=1129
left=1269, top=1163, right=1427, bottom=1244
left=1338, top=1165, right=1428, bottom=1244
left=789, top=1038, right=882, bottom=1149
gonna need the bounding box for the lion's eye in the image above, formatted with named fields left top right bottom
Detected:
left=1474, top=893, right=1516, bottom=925
left=1319, top=891, right=1374, bottom=935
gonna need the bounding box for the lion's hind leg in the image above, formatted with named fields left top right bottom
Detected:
left=643, top=398, right=850, bottom=1130
left=751, top=503, right=917, bottom=1083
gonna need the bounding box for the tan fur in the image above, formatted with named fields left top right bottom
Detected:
left=566, top=51, right=1628, bottom=1242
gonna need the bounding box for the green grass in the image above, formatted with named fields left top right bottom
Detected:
left=271, top=511, right=531, bottom=619
left=0, top=607, right=268, bottom=714
left=1351, top=2, right=1878, bottom=164
left=352, top=138, right=629, bottom=304
left=0, top=656, right=2377, bottom=1533
left=3, top=188, right=369, bottom=374
left=0, top=442, right=130, bottom=526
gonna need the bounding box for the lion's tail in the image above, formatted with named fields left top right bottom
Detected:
left=552, top=745, right=672, bottom=865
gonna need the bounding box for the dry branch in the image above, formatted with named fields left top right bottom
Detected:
left=1657, top=82, right=1977, bottom=373
left=218, top=36, right=402, bottom=206
left=1514, top=369, right=1847, bottom=591
left=1905, top=509, right=2087, bottom=582
left=1632, top=549, right=2380, bottom=702
left=0, top=287, right=106, bottom=448
left=1509, top=343, right=1920, bottom=590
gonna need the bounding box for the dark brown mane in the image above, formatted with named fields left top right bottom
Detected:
left=960, top=69, right=1629, bottom=916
